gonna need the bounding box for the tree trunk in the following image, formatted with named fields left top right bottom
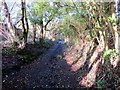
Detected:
left=3, top=0, right=15, bottom=43
left=32, top=23, right=36, bottom=43
left=40, top=20, right=44, bottom=39
left=99, top=30, right=105, bottom=48
left=24, top=1, right=29, bottom=43
left=21, top=0, right=29, bottom=46
left=112, top=1, right=120, bottom=68
left=39, top=19, right=44, bottom=45
left=41, top=23, right=44, bottom=39
left=44, top=18, right=53, bottom=39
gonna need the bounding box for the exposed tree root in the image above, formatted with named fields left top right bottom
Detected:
left=79, top=58, right=101, bottom=87
left=88, top=46, right=104, bottom=68
left=79, top=45, right=104, bottom=87
left=71, top=42, right=92, bottom=72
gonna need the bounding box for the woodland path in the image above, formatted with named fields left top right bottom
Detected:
left=3, top=41, right=100, bottom=89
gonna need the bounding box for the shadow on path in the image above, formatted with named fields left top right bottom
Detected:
left=2, top=41, right=96, bottom=89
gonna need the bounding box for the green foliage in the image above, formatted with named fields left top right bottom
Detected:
left=108, top=16, right=116, bottom=23
left=2, top=47, right=17, bottom=57
left=29, top=1, right=61, bottom=25
left=76, top=54, right=81, bottom=60
left=103, top=49, right=119, bottom=68
left=99, top=17, right=106, bottom=24
left=28, top=2, right=45, bottom=25
left=96, top=79, right=105, bottom=89
left=2, top=46, right=38, bottom=64
left=17, top=48, right=38, bottom=64
left=57, top=13, right=86, bottom=44
left=103, top=49, right=118, bottom=60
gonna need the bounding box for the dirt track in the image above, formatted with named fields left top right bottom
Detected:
left=2, top=42, right=102, bottom=89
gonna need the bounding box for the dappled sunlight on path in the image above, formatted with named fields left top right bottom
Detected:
left=63, top=39, right=105, bottom=87
left=64, top=51, right=77, bottom=65
left=3, top=39, right=105, bottom=89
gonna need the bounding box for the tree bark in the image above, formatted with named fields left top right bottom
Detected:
left=24, top=1, right=29, bottom=43
left=3, top=0, right=15, bottom=42
left=44, top=18, right=53, bottom=39
left=112, top=1, right=120, bottom=67
left=21, top=0, right=29, bottom=46
left=32, top=23, right=36, bottom=43
left=40, top=20, right=44, bottom=39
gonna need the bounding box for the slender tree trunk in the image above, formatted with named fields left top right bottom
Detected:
left=21, top=0, right=25, bottom=42
left=40, top=19, right=44, bottom=39
left=93, top=3, right=115, bottom=43
left=99, top=30, right=105, bottom=48
left=39, top=19, right=44, bottom=45
left=24, top=1, right=29, bottom=43
left=44, top=18, right=53, bottom=39
left=32, top=23, right=36, bottom=43
left=3, top=0, right=15, bottom=43
left=112, top=1, right=120, bottom=67
left=41, top=21, right=44, bottom=39
left=21, top=0, right=29, bottom=46
left=44, top=25, right=47, bottom=39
